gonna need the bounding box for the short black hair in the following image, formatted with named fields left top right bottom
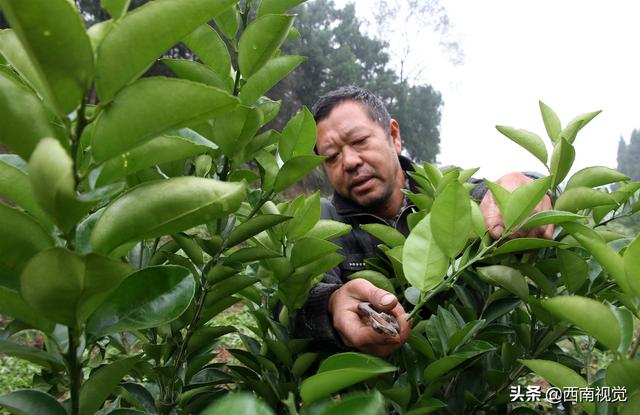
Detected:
left=311, top=86, right=391, bottom=133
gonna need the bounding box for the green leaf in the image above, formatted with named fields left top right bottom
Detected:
left=541, top=296, right=620, bottom=350
left=20, top=248, right=131, bottom=328
left=554, top=187, right=617, bottom=212
left=503, top=176, right=552, bottom=230
left=424, top=341, right=494, bottom=383
left=519, top=210, right=585, bottom=230
left=278, top=107, right=316, bottom=162
left=239, top=55, right=306, bottom=105
left=86, top=265, right=195, bottom=339
left=495, top=125, right=547, bottom=165
left=91, top=177, right=245, bottom=255
left=360, top=223, right=406, bottom=248
left=492, top=238, right=564, bottom=255
left=101, top=0, right=131, bottom=20
left=92, top=77, right=238, bottom=162
left=187, top=325, right=236, bottom=356
left=549, top=138, right=575, bottom=188
left=423, top=162, right=442, bottom=187
left=620, top=392, right=640, bottom=415
left=0, top=71, right=59, bottom=160
left=0, top=286, right=55, bottom=332
left=563, top=222, right=631, bottom=294
left=539, top=101, right=562, bottom=142
left=202, top=393, right=275, bottom=415
left=226, top=246, right=280, bottom=263
left=28, top=138, right=93, bottom=232
left=520, top=359, right=594, bottom=415
left=291, top=238, right=340, bottom=269
left=162, top=58, right=233, bottom=92
left=95, top=0, right=235, bottom=101
left=209, top=106, right=263, bottom=157
left=0, top=157, right=49, bottom=226
left=79, top=356, right=140, bottom=415
left=255, top=150, right=278, bottom=191
left=566, top=166, right=629, bottom=190
left=0, top=339, right=64, bottom=371
left=318, top=391, right=385, bottom=415
left=256, top=0, right=306, bottom=17
left=273, top=155, right=325, bottom=193
left=1, top=0, right=93, bottom=115
left=470, top=200, right=487, bottom=237
left=606, top=359, right=640, bottom=391
left=624, top=235, right=640, bottom=298
left=560, top=110, right=601, bottom=144
left=0, top=29, right=53, bottom=112
left=204, top=275, right=257, bottom=308
left=483, top=179, right=510, bottom=214
left=286, top=191, right=321, bottom=241
left=610, top=305, right=634, bottom=354
left=557, top=250, right=588, bottom=292
left=0, top=390, right=67, bottom=415
left=214, top=4, right=240, bottom=42
left=305, top=219, right=352, bottom=240
left=0, top=204, right=53, bottom=286
left=300, top=352, right=397, bottom=404
left=402, top=214, right=448, bottom=292
left=95, top=131, right=217, bottom=187
left=430, top=181, right=471, bottom=257
left=238, top=14, right=294, bottom=77
left=477, top=265, right=529, bottom=300
left=347, top=270, right=395, bottom=294
left=183, top=23, right=231, bottom=80
left=227, top=214, right=291, bottom=248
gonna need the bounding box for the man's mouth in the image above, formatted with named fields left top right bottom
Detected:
left=351, top=175, right=375, bottom=193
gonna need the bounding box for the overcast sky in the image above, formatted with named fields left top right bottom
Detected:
left=337, top=0, right=640, bottom=179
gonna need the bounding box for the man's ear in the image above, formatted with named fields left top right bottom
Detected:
left=389, top=119, right=402, bottom=154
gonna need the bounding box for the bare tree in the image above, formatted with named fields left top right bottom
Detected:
left=372, top=0, right=464, bottom=84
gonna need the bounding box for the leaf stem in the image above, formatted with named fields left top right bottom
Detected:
left=408, top=238, right=503, bottom=320
left=66, top=327, right=82, bottom=415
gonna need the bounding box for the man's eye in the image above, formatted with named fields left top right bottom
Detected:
left=325, top=154, right=338, bottom=163
left=354, top=137, right=367, bottom=146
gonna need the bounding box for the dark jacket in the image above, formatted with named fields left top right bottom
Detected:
left=294, top=155, right=492, bottom=349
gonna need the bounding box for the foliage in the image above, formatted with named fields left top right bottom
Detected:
left=1, top=2, right=639, bottom=415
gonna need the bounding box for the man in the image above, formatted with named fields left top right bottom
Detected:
left=295, top=86, right=553, bottom=357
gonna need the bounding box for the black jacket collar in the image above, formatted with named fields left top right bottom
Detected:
left=331, top=155, right=417, bottom=217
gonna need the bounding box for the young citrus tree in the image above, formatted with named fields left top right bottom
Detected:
left=0, top=0, right=349, bottom=413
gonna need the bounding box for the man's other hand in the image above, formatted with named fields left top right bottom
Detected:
left=328, top=279, right=410, bottom=357
left=480, top=172, right=553, bottom=240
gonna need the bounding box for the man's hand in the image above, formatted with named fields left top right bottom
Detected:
left=329, top=279, right=411, bottom=357
left=480, top=172, right=553, bottom=240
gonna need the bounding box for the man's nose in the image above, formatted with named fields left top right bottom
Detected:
left=342, top=146, right=362, bottom=172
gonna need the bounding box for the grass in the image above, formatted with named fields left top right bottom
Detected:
left=0, top=355, right=39, bottom=394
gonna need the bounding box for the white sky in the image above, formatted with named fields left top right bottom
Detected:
left=334, top=0, right=640, bottom=179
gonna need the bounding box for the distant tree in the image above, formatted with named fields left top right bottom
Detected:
left=617, top=129, right=640, bottom=180
left=270, top=0, right=443, bottom=163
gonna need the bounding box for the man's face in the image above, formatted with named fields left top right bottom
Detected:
left=316, top=100, right=403, bottom=209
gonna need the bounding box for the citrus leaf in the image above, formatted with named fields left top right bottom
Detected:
left=300, top=352, right=396, bottom=404
left=91, top=77, right=238, bottom=162
left=91, top=177, right=245, bottom=254
left=542, top=296, right=620, bottom=350
left=95, top=0, right=235, bottom=101
left=495, top=126, right=547, bottom=166
left=402, top=214, right=448, bottom=292
left=1, top=0, right=93, bottom=115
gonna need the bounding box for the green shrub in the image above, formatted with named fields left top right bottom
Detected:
left=0, top=1, right=638, bottom=414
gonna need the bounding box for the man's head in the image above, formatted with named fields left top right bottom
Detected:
left=312, top=86, right=405, bottom=217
